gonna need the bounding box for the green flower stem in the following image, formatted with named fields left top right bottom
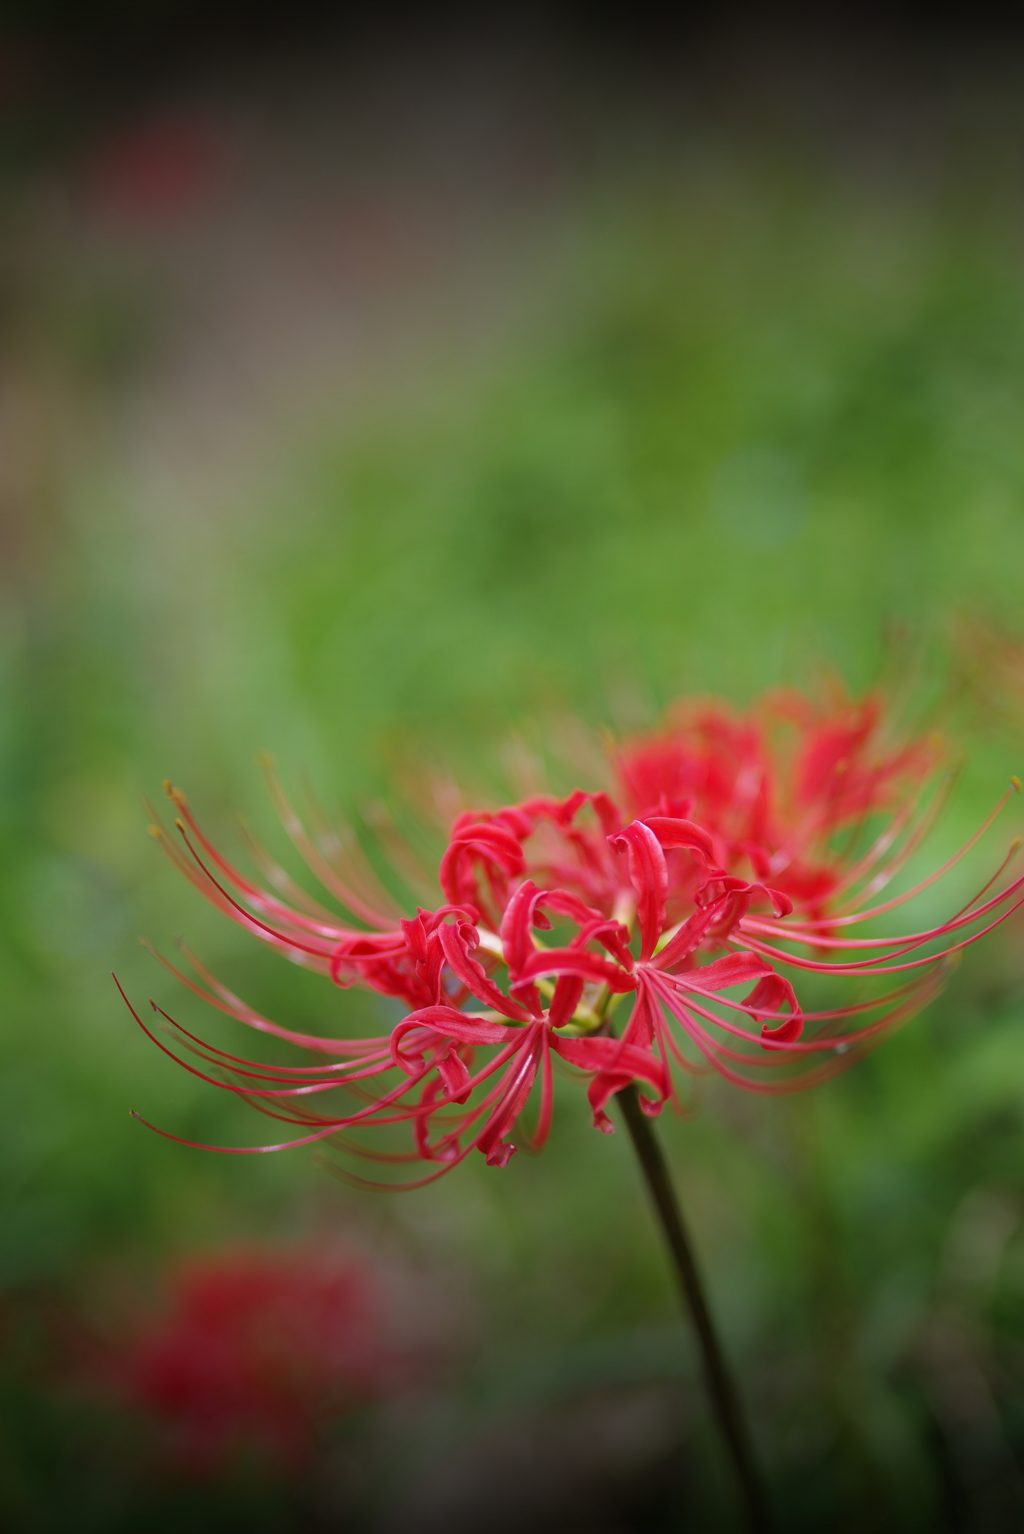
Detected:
left=616, top=1083, right=773, bottom=1534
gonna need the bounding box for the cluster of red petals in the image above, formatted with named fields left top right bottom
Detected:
left=98, top=1250, right=395, bottom=1476
left=125, top=696, right=1023, bottom=1188
left=613, top=689, right=942, bottom=926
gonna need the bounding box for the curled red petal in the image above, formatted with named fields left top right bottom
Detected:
left=640, top=815, right=717, bottom=865
left=499, top=880, right=547, bottom=1016
left=514, top=946, right=636, bottom=991
left=438, top=821, right=526, bottom=912
left=672, top=950, right=773, bottom=995
left=607, top=820, right=668, bottom=960
left=437, top=921, right=530, bottom=1021
left=548, top=974, right=585, bottom=1026
left=390, top=1007, right=522, bottom=1074
left=744, top=974, right=804, bottom=1046
left=553, top=1029, right=668, bottom=1133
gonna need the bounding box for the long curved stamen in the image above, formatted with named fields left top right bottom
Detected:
left=122, top=985, right=418, bottom=1112
left=651, top=971, right=941, bottom=1060
left=828, top=766, right=946, bottom=892
left=143, top=942, right=382, bottom=1055
left=745, top=839, right=1022, bottom=946
left=147, top=818, right=304, bottom=945
left=508, top=1036, right=554, bottom=1153
left=828, top=770, right=954, bottom=906
left=659, top=969, right=928, bottom=1027
left=761, top=781, right=1019, bottom=933
left=152, top=1004, right=394, bottom=1084
left=172, top=821, right=371, bottom=962
left=163, top=797, right=392, bottom=942
left=237, top=820, right=350, bottom=924
left=322, top=1046, right=546, bottom=1189
left=740, top=877, right=1024, bottom=976
left=361, top=798, right=442, bottom=905
left=128, top=1108, right=391, bottom=1156
left=655, top=982, right=936, bottom=1091
left=739, top=859, right=1024, bottom=954
left=259, top=758, right=407, bottom=927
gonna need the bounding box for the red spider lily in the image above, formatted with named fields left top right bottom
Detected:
left=99, top=1249, right=398, bottom=1476
left=613, top=689, right=943, bottom=925
left=122, top=735, right=1024, bottom=1188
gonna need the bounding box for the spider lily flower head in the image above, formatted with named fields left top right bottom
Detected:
left=125, top=726, right=1024, bottom=1187
left=99, top=1248, right=397, bottom=1476
left=613, top=688, right=942, bottom=925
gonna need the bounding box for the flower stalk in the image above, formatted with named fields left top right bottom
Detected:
left=617, top=1082, right=773, bottom=1534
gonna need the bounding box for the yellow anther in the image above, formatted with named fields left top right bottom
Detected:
left=147, top=825, right=161, bottom=839
left=174, top=817, right=186, bottom=832
left=1011, top=775, right=1021, bottom=793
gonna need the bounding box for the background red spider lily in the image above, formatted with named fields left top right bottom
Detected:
left=0, top=1242, right=454, bottom=1527
left=76, top=1247, right=422, bottom=1477
left=613, top=689, right=944, bottom=925
left=6, top=10, right=1024, bottom=1531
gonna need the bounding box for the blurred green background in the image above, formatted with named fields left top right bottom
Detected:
left=4, top=16, right=1024, bottom=1531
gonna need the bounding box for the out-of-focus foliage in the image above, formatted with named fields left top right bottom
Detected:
left=3, top=32, right=1024, bottom=1531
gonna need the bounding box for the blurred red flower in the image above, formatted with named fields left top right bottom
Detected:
left=106, top=1248, right=398, bottom=1476
left=83, top=110, right=227, bottom=224
left=613, top=688, right=942, bottom=926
